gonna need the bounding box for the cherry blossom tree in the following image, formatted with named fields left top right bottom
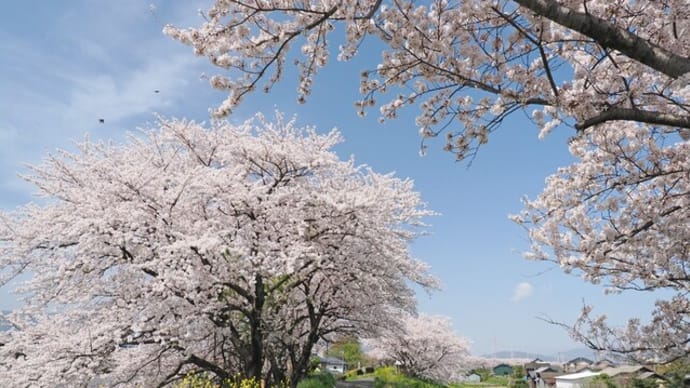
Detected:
left=166, top=0, right=690, bottom=361
left=513, top=125, right=689, bottom=363
left=366, top=313, right=470, bottom=383
left=0, top=113, right=437, bottom=387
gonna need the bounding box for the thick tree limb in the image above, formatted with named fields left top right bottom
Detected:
left=187, top=354, right=230, bottom=381
left=576, top=108, right=690, bottom=131
left=513, top=0, right=690, bottom=78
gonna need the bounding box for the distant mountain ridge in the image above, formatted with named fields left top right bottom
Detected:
left=484, top=348, right=599, bottom=363
left=483, top=350, right=551, bottom=361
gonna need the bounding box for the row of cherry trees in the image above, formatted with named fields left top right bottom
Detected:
left=367, top=314, right=471, bottom=383
left=1, top=0, right=689, bottom=385
left=165, top=0, right=690, bottom=363
left=0, top=115, right=470, bottom=386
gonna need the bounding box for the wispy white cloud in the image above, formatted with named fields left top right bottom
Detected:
left=0, top=2, right=214, bottom=208
left=511, top=282, right=534, bottom=302
left=63, top=54, right=199, bottom=126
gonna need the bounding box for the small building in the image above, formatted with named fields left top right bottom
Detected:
left=319, top=356, right=347, bottom=374
left=555, top=370, right=601, bottom=388
left=536, top=366, right=562, bottom=374
left=493, top=363, right=514, bottom=376
left=564, top=357, right=594, bottom=373
left=528, top=365, right=563, bottom=388
left=591, top=359, right=616, bottom=371
left=599, top=365, right=665, bottom=387
left=525, top=358, right=552, bottom=373
left=465, top=372, right=481, bottom=383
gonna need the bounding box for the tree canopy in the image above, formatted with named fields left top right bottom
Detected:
left=0, top=114, right=436, bottom=386
left=367, top=313, right=470, bottom=383
left=166, top=0, right=690, bottom=362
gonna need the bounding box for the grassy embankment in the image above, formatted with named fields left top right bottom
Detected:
left=344, top=366, right=510, bottom=388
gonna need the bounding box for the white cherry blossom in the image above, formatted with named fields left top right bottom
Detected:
left=167, top=0, right=690, bottom=362
left=0, top=113, right=437, bottom=386
left=366, top=313, right=470, bottom=383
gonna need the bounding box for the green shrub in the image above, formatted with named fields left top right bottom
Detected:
left=485, top=375, right=510, bottom=385
left=176, top=373, right=263, bottom=388
left=591, top=374, right=617, bottom=388
left=631, top=378, right=657, bottom=388
left=509, top=379, right=528, bottom=388
left=174, top=373, right=292, bottom=388
left=374, top=366, right=405, bottom=387
left=473, top=368, right=491, bottom=382
left=297, top=372, right=336, bottom=388
left=373, top=366, right=445, bottom=388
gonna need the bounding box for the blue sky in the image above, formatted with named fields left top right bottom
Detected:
left=0, top=1, right=660, bottom=356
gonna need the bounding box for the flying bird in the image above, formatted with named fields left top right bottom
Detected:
left=98, top=118, right=105, bottom=124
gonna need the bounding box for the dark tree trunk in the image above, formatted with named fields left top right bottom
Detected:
left=248, top=274, right=265, bottom=382
left=288, top=296, right=323, bottom=388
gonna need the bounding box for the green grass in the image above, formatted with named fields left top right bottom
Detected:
left=484, top=376, right=510, bottom=385
left=372, top=366, right=447, bottom=388
left=361, top=366, right=512, bottom=388
left=297, top=372, right=336, bottom=388
left=173, top=368, right=509, bottom=388
left=175, top=373, right=263, bottom=388
left=449, top=375, right=509, bottom=388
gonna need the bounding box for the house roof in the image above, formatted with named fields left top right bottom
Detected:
left=525, top=359, right=550, bottom=367
left=319, top=356, right=346, bottom=366
left=600, top=365, right=652, bottom=377
left=567, top=357, right=594, bottom=365
left=592, top=359, right=617, bottom=367
left=638, top=371, right=664, bottom=380
left=535, top=366, right=560, bottom=373
left=571, top=365, right=593, bottom=374
left=556, top=371, right=601, bottom=381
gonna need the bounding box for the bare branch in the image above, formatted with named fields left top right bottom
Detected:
left=514, top=0, right=690, bottom=78
left=576, top=108, right=690, bottom=131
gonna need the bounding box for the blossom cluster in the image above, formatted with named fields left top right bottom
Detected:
left=0, top=113, right=436, bottom=386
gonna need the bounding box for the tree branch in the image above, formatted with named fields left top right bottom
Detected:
left=575, top=108, right=690, bottom=131
left=513, top=0, right=690, bottom=78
